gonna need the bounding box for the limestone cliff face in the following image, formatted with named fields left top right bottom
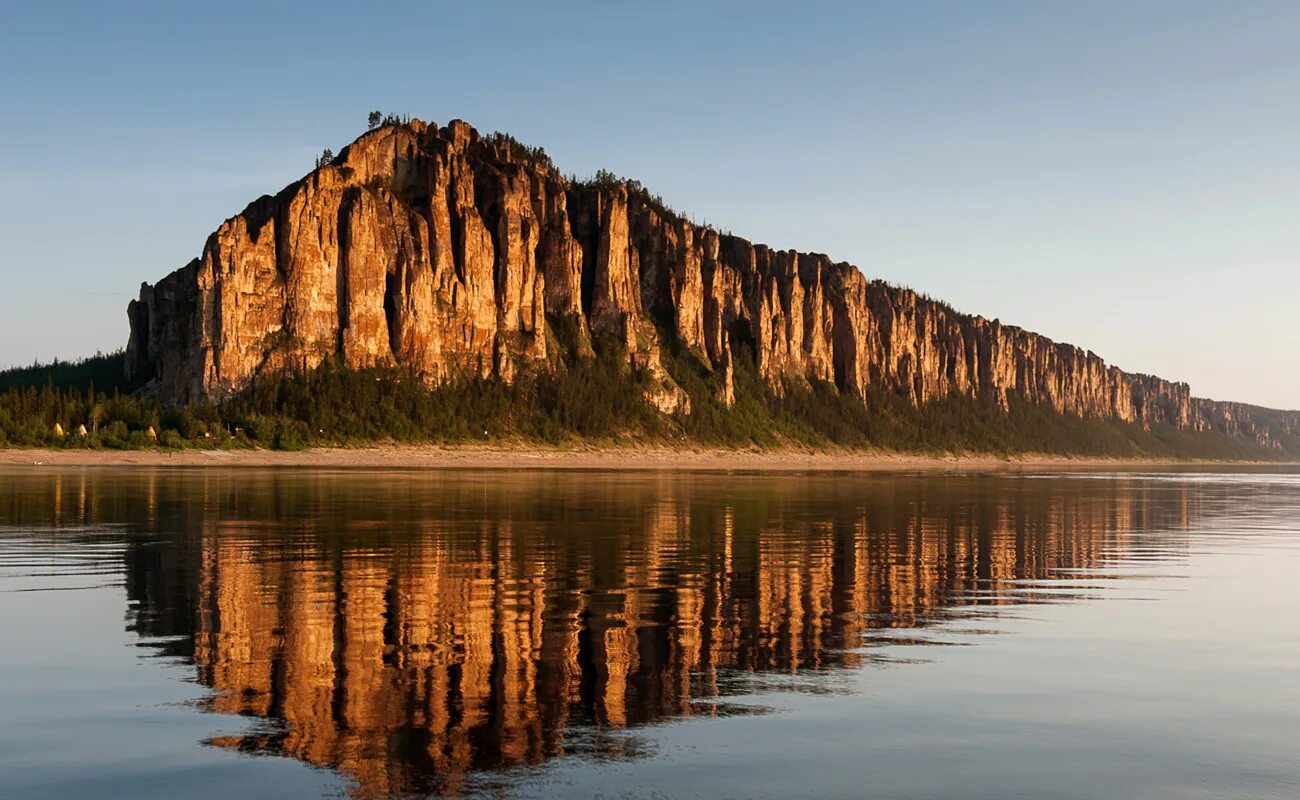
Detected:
left=127, top=119, right=1295, bottom=445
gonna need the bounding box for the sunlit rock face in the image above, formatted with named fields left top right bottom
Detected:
left=126, top=119, right=1294, bottom=441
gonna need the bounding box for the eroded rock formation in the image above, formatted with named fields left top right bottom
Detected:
left=126, top=119, right=1297, bottom=446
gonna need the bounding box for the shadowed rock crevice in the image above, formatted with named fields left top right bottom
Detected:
left=336, top=188, right=356, bottom=356
left=383, top=269, right=400, bottom=359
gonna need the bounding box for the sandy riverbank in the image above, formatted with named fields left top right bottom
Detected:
left=0, top=445, right=1292, bottom=472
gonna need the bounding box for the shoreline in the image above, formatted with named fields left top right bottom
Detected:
left=0, top=445, right=1294, bottom=472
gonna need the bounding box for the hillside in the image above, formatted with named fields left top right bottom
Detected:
left=3, top=118, right=1298, bottom=457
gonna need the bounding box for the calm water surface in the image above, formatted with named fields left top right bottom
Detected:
left=1, top=468, right=1298, bottom=799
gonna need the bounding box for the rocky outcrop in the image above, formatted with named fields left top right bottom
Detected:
left=127, top=119, right=1298, bottom=446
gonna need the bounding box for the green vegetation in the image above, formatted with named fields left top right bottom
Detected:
left=655, top=328, right=1296, bottom=460
left=0, top=342, right=1294, bottom=460
left=569, top=169, right=680, bottom=223
left=367, top=111, right=409, bottom=129
left=0, top=339, right=663, bottom=451
left=485, top=131, right=555, bottom=169
left=0, top=352, right=137, bottom=394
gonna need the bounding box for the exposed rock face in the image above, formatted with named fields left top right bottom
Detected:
left=127, top=119, right=1297, bottom=445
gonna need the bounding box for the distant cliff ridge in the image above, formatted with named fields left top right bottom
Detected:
left=126, top=118, right=1299, bottom=450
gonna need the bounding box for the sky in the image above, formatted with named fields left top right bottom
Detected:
left=0, top=1, right=1297, bottom=408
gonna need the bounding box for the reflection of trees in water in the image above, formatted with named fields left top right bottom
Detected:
left=0, top=471, right=1200, bottom=798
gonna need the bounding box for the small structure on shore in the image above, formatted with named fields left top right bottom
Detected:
left=76, top=424, right=88, bottom=437
left=53, top=423, right=65, bottom=437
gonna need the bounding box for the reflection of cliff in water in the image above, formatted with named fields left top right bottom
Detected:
left=1, top=471, right=1200, bottom=797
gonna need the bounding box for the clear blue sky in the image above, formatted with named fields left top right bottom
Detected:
left=1, top=1, right=1296, bottom=408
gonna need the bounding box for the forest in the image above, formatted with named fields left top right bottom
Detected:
left=0, top=327, right=1293, bottom=462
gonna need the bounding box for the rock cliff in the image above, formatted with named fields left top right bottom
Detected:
left=126, top=119, right=1298, bottom=448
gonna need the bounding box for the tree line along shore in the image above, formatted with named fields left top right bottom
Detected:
left=1, top=347, right=1294, bottom=462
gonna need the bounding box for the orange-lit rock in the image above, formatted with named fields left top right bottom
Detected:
left=126, top=119, right=1294, bottom=443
